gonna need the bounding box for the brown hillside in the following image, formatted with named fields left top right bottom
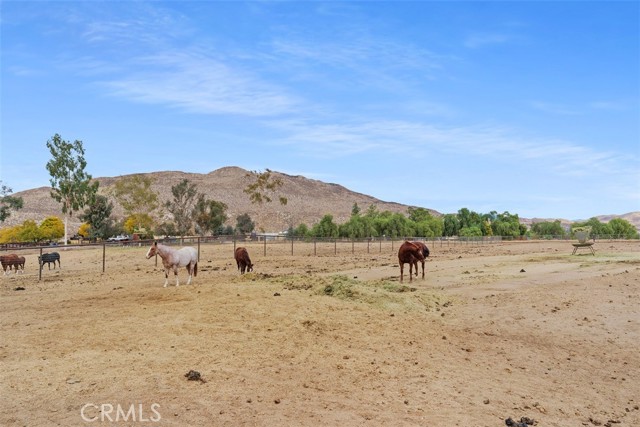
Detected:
left=3, top=167, right=427, bottom=234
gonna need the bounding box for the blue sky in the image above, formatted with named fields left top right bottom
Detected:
left=1, top=1, right=638, bottom=220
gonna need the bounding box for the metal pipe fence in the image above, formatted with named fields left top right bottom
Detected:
left=0, top=234, right=636, bottom=282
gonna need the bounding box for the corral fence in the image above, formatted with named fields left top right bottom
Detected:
left=0, top=234, right=635, bottom=282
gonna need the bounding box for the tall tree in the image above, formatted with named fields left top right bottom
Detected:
left=193, top=194, right=228, bottom=235
left=165, top=179, right=199, bottom=236
left=244, top=169, right=288, bottom=205
left=80, top=194, right=115, bottom=240
left=235, top=213, right=255, bottom=234
left=45, top=134, right=99, bottom=244
left=112, top=174, right=159, bottom=216
left=0, top=181, right=24, bottom=223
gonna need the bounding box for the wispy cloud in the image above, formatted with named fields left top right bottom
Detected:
left=102, top=50, right=300, bottom=116
left=268, top=118, right=633, bottom=177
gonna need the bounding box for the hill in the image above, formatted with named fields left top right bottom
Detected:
left=3, top=166, right=638, bottom=234
left=2, top=167, right=426, bottom=234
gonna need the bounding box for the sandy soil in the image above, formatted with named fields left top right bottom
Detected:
left=1, top=240, right=638, bottom=426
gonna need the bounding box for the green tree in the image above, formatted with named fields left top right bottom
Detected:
left=443, top=214, right=460, bottom=237
left=45, top=134, right=99, bottom=244
left=0, top=181, right=24, bottom=223
left=531, top=220, right=565, bottom=238
left=572, top=218, right=612, bottom=238
left=351, top=203, right=361, bottom=216
left=606, top=218, right=638, bottom=239
left=292, top=223, right=310, bottom=237
left=244, top=169, right=288, bottom=205
left=235, top=213, right=255, bottom=234
left=193, top=194, right=228, bottom=236
left=311, top=214, right=339, bottom=238
left=165, top=179, right=199, bottom=236
left=491, top=211, right=523, bottom=238
left=459, top=226, right=483, bottom=237
left=80, top=194, right=115, bottom=240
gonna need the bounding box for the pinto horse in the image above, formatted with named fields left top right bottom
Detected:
left=146, top=241, right=198, bottom=287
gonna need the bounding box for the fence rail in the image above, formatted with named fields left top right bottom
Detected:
left=1, top=234, right=636, bottom=282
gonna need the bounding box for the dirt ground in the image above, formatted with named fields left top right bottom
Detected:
left=1, top=240, right=638, bottom=427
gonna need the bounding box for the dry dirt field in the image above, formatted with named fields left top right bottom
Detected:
left=1, top=240, right=639, bottom=427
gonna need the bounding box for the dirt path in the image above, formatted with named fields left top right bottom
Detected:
left=1, top=240, right=638, bottom=426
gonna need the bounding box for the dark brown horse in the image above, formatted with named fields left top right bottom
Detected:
left=234, top=247, right=253, bottom=274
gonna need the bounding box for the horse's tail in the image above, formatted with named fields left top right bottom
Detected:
left=193, top=262, right=198, bottom=277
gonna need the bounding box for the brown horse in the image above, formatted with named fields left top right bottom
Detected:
left=1, top=254, right=25, bottom=275
left=234, top=247, right=253, bottom=274
left=410, top=241, right=430, bottom=279
left=398, top=241, right=425, bottom=283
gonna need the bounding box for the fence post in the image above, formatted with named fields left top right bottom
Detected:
left=314, top=238, right=317, bottom=256
left=38, top=247, right=43, bottom=281
left=102, top=242, right=106, bottom=273
left=352, top=239, right=354, bottom=254
left=263, top=236, right=267, bottom=257
left=334, top=239, right=337, bottom=255
left=291, top=236, right=294, bottom=256
left=197, top=237, right=201, bottom=261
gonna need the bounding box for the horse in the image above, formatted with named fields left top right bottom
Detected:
left=234, top=247, right=253, bottom=274
left=1, top=254, right=25, bottom=275
left=38, top=252, right=61, bottom=270
left=397, top=241, right=425, bottom=283
left=410, top=241, right=430, bottom=279
left=146, top=241, right=198, bottom=287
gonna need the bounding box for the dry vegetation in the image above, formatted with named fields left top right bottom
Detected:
left=1, top=240, right=639, bottom=426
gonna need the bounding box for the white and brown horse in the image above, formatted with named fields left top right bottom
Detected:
left=146, top=241, right=198, bottom=287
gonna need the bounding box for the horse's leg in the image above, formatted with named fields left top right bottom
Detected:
left=163, top=268, right=169, bottom=287
left=400, top=262, right=404, bottom=283
left=409, top=262, right=413, bottom=283
left=421, top=260, right=425, bottom=279
left=174, top=267, right=180, bottom=286
left=186, top=264, right=192, bottom=285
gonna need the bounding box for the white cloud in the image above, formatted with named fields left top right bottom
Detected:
left=102, top=51, right=299, bottom=117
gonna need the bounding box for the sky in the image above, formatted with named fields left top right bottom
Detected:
left=1, top=0, right=639, bottom=221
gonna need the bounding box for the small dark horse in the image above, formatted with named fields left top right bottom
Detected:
left=39, top=252, right=61, bottom=270
left=234, top=247, right=253, bottom=274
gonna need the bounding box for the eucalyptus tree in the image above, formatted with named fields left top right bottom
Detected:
left=165, top=179, right=199, bottom=236
left=45, top=134, right=99, bottom=244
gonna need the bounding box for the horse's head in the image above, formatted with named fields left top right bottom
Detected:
left=146, top=242, right=158, bottom=259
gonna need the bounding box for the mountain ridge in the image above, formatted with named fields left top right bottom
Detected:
left=3, top=166, right=639, bottom=233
